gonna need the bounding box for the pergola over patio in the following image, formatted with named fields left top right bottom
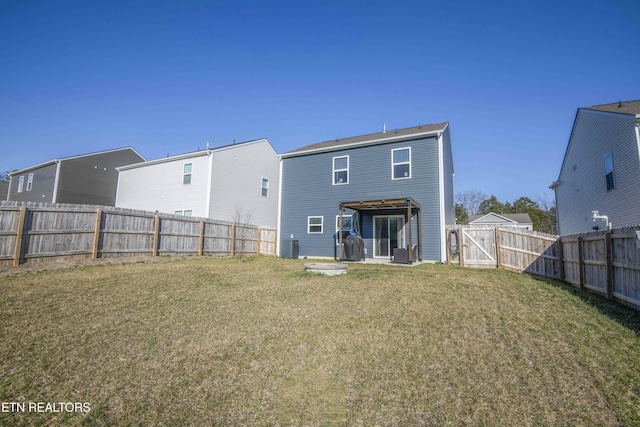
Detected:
left=338, top=198, right=422, bottom=262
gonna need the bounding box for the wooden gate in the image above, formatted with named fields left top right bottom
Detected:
left=460, top=228, right=497, bottom=268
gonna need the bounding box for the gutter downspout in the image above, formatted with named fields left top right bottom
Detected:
left=51, top=160, right=61, bottom=203
left=205, top=150, right=213, bottom=217
left=437, top=131, right=447, bottom=263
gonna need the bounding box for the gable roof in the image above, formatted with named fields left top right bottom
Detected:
left=117, top=138, right=275, bottom=171
left=9, top=147, right=146, bottom=176
left=282, top=122, right=448, bottom=157
left=552, top=99, right=640, bottom=186
left=583, top=100, right=640, bottom=116
left=469, top=212, right=533, bottom=225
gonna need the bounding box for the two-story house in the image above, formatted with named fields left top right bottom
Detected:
left=7, top=147, right=145, bottom=205
left=115, top=138, right=280, bottom=228
left=551, top=100, right=640, bottom=235
left=278, top=122, right=455, bottom=262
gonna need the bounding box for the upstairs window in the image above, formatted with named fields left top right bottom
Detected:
left=333, top=156, right=349, bottom=185
left=261, top=178, right=269, bottom=197
left=604, top=153, right=615, bottom=191
left=392, top=147, right=411, bottom=179
left=183, top=163, right=192, bottom=185
left=26, top=173, right=33, bottom=191
left=308, top=216, right=323, bottom=234
left=17, top=176, right=24, bottom=193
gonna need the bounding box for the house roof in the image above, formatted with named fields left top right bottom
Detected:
left=117, top=138, right=275, bottom=171
left=282, top=122, right=448, bottom=157
left=551, top=99, right=640, bottom=188
left=9, top=147, right=146, bottom=176
left=469, top=212, right=533, bottom=225
left=583, top=100, right=640, bottom=116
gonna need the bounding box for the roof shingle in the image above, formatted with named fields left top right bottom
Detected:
left=584, top=100, right=640, bottom=115
left=283, top=122, right=448, bottom=156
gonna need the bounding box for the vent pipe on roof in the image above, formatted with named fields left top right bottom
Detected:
left=383, top=123, right=386, bottom=133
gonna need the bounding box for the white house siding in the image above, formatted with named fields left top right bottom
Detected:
left=208, top=140, right=280, bottom=228
left=116, top=152, right=212, bottom=217
left=555, top=109, right=640, bottom=235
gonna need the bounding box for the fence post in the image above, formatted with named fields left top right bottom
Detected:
left=257, top=227, right=262, bottom=255
left=199, top=220, right=205, bottom=256
left=578, top=236, right=585, bottom=290
left=273, top=229, right=278, bottom=256
left=446, top=228, right=451, bottom=264
left=92, top=208, right=102, bottom=259
left=495, top=228, right=502, bottom=270
left=605, top=231, right=614, bottom=300
left=557, top=237, right=565, bottom=281
left=152, top=214, right=160, bottom=256
left=13, top=206, right=27, bottom=267
left=230, top=223, right=236, bottom=256
left=459, top=229, right=465, bottom=268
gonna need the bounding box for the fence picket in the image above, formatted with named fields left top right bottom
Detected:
left=447, top=224, right=640, bottom=310
left=0, top=201, right=276, bottom=267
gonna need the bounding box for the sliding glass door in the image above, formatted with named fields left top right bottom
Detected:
left=373, top=215, right=405, bottom=258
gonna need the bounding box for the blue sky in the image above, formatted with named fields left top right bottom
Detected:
left=1, top=0, right=639, bottom=204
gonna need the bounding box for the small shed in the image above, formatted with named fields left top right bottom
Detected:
left=468, top=213, right=533, bottom=230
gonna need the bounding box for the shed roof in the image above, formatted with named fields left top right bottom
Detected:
left=469, top=213, right=533, bottom=225
left=584, top=100, right=640, bottom=115
left=283, top=122, right=448, bottom=157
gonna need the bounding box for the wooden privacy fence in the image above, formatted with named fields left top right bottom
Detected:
left=0, top=202, right=277, bottom=267
left=446, top=225, right=640, bottom=310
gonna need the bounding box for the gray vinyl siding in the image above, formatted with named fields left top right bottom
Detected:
left=280, top=135, right=445, bottom=261
left=8, top=163, right=57, bottom=202
left=57, top=149, right=145, bottom=206
left=555, top=109, right=640, bottom=235
left=208, top=140, right=280, bottom=228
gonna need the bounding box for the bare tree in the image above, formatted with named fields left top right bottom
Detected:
left=233, top=204, right=255, bottom=263
left=455, top=189, right=488, bottom=217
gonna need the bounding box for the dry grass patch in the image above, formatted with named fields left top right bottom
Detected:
left=1, top=256, right=639, bottom=426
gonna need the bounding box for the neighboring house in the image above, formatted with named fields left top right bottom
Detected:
left=468, top=213, right=533, bottom=230
left=551, top=100, right=640, bottom=235
left=7, top=147, right=145, bottom=205
left=115, top=138, right=280, bottom=228
left=0, top=180, right=8, bottom=201
left=278, top=122, right=455, bottom=262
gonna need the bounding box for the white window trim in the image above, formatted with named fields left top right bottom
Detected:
left=261, top=177, right=269, bottom=197
left=391, top=147, right=412, bottom=180
left=183, top=163, right=192, bottom=185
left=17, top=176, right=24, bottom=193
left=332, top=155, right=349, bottom=185
left=335, top=214, right=353, bottom=246
left=336, top=214, right=353, bottom=232
left=26, top=173, right=33, bottom=191
left=307, top=216, right=324, bottom=234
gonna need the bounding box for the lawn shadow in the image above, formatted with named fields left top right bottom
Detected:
left=532, top=275, right=640, bottom=335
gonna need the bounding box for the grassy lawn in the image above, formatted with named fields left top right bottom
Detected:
left=1, top=256, right=640, bottom=426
